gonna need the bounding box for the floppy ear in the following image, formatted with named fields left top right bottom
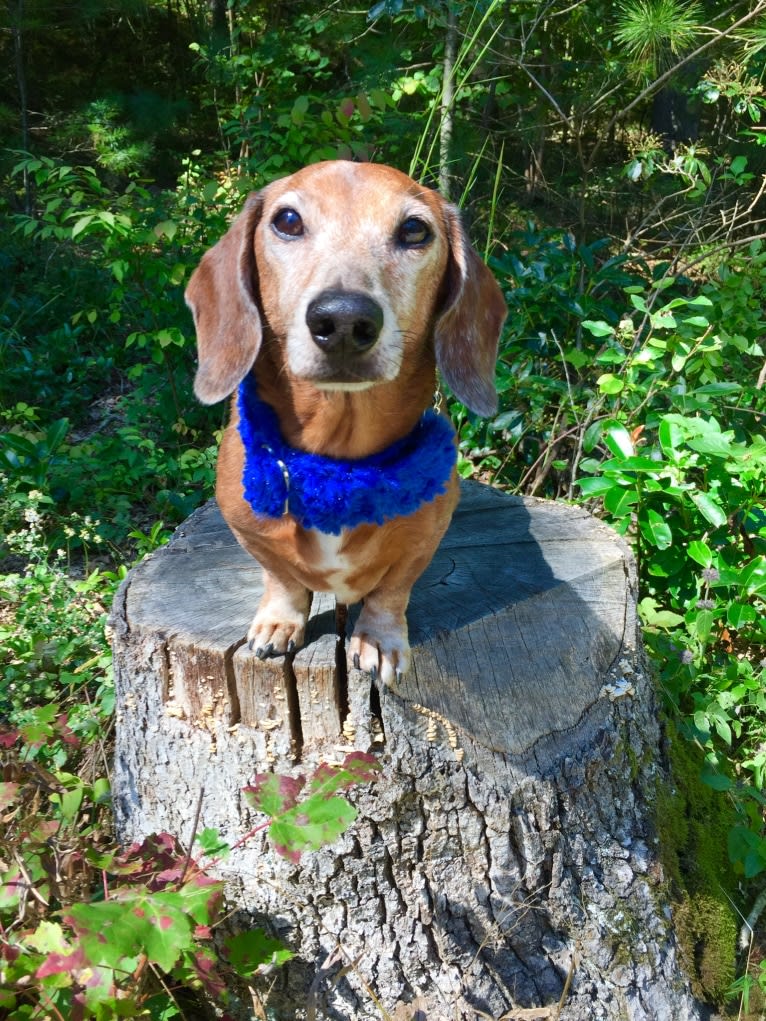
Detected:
left=185, top=192, right=263, bottom=405
left=434, top=206, right=507, bottom=417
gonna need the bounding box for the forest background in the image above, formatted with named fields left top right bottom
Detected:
left=1, top=0, right=766, bottom=1018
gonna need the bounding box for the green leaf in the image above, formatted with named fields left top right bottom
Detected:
left=92, top=777, right=111, bottom=804
left=71, top=214, right=95, bottom=238
left=657, top=416, right=685, bottom=454
left=595, top=347, right=626, bottom=364
left=639, top=509, right=673, bottom=549
left=681, top=315, right=712, bottom=328
left=687, top=432, right=736, bottom=458
left=291, top=95, right=310, bottom=125
left=224, top=929, right=293, bottom=974
left=195, top=827, right=230, bottom=857
left=691, top=491, right=727, bottom=528
left=731, top=155, right=748, bottom=176
left=692, top=382, right=742, bottom=396
left=638, top=598, right=684, bottom=628
left=690, top=609, right=714, bottom=642
left=603, top=454, right=665, bottom=472
left=603, top=486, right=639, bottom=517
left=597, top=373, right=624, bottom=394
left=727, top=603, right=757, bottom=628
left=582, top=420, right=603, bottom=454
left=564, top=348, right=590, bottom=369
left=67, top=892, right=195, bottom=973
left=603, top=423, right=634, bottom=459
left=649, top=309, right=677, bottom=329
left=728, top=826, right=766, bottom=878
left=701, top=767, right=733, bottom=792
left=740, top=557, right=766, bottom=595
left=671, top=346, right=690, bottom=372
left=270, top=795, right=357, bottom=861
left=244, top=773, right=305, bottom=817
left=50, top=785, right=84, bottom=824
left=154, top=220, right=178, bottom=241
left=155, top=328, right=181, bottom=349
left=687, top=540, right=713, bottom=568
left=581, top=319, right=614, bottom=337
left=45, top=418, right=69, bottom=453
left=576, top=476, right=616, bottom=498
left=110, top=259, right=129, bottom=283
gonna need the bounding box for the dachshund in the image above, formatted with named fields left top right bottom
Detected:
left=185, top=161, right=506, bottom=686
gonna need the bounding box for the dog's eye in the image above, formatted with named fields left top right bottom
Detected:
left=397, top=217, right=432, bottom=247
left=272, top=208, right=304, bottom=238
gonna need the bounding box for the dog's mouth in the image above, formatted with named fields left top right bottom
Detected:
left=313, top=379, right=377, bottom=392
left=304, top=365, right=382, bottom=391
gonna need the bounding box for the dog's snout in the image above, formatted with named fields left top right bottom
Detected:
left=306, top=290, right=384, bottom=355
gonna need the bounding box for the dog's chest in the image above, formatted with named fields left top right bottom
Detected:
left=310, top=530, right=360, bottom=603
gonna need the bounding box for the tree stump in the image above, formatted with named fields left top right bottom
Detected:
left=111, top=481, right=703, bottom=1021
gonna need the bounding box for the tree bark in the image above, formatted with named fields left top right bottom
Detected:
left=10, top=0, right=31, bottom=214
left=439, top=2, right=458, bottom=200
left=111, top=481, right=703, bottom=1021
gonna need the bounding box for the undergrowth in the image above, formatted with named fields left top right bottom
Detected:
left=1, top=141, right=765, bottom=1015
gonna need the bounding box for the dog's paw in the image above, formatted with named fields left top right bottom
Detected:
left=348, top=614, right=410, bottom=686
left=247, top=612, right=306, bottom=659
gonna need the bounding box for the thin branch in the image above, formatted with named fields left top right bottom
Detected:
left=675, top=229, right=766, bottom=275
left=513, top=60, right=575, bottom=132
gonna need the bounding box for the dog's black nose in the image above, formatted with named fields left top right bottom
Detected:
left=306, top=290, right=384, bottom=354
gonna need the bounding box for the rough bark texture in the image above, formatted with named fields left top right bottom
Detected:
left=112, top=481, right=704, bottom=1021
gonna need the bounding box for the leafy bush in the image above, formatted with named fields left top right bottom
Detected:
left=0, top=740, right=378, bottom=1019
left=454, top=225, right=766, bottom=911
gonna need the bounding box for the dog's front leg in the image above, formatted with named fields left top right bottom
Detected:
left=349, top=591, right=411, bottom=687
left=248, top=570, right=311, bottom=659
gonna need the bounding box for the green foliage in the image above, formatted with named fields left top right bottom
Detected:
left=244, top=753, right=381, bottom=862
left=1, top=155, right=220, bottom=557
left=615, top=0, right=703, bottom=73
left=0, top=733, right=377, bottom=1018
left=4, top=0, right=766, bottom=1009
left=0, top=491, right=116, bottom=743
left=569, top=270, right=766, bottom=874
left=451, top=216, right=765, bottom=1003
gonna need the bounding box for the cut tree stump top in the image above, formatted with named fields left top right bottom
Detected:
left=117, top=480, right=635, bottom=764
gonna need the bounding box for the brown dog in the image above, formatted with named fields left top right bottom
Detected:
left=185, top=161, right=506, bottom=685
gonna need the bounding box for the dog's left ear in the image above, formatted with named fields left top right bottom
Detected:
left=185, top=192, right=263, bottom=405
left=434, top=206, right=507, bottom=417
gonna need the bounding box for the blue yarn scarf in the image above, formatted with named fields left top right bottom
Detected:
left=237, top=375, right=457, bottom=535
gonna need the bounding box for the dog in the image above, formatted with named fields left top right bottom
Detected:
left=185, top=160, right=506, bottom=686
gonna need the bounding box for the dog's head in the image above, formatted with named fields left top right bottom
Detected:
left=185, top=161, right=506, bottom=416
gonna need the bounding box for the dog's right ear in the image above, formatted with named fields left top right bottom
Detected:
left=185, top=192, right=263, bottom=405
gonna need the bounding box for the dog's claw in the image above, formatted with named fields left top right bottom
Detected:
left=256, top=643, right=274, bottom=660
left=370, top=664, right=378, bottom=683
left=395, top=669, right=403, bottom=684
left=353, top=653, right=360, bottom=670
left=248, top=639, right=255, bottom=652
left=287, top=640, right=296, bottom=654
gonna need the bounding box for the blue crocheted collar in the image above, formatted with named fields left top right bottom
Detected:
left=237, top=375, right=456, bottom=535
